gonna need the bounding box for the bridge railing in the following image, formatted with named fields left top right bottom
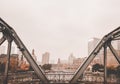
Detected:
left=0, top=71, right=41, bottom=84
left=78, top=71, right=120, bottom=83
left=45, top=72, right=74, bottom=83
left=0, top=71, right=74, bottom=83
left=1, top=71, right=120, bottom=84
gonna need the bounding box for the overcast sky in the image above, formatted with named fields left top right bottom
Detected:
left=0, top=0, right=120, bottom=62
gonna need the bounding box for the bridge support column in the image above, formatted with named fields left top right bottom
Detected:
left=4, top=40, right=12, bottom=84
left=104, top=43, right=107, bottom=84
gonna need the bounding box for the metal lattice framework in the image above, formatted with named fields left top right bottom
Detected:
left=70, top=27, right=120, bottom=83
left=0, top=18, right=49, bottom=84
left=0, top=18, right=120, bottom=84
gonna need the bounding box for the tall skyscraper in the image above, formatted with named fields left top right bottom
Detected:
left=88, top=37, right=100, bottom=55
left=32, top=49, right=37, bottom=61
left=68, top=53, right=76, bottom=64
left=42, top=52, right=50, bottom=65
left=88, top=37, right=102, bottom=64
left=0, top=46, right=6, bottom=54
left=103, top=40, right=120, bottom=66
left=57, top=58, right=61, bottom=64
left=88, top=37, right=120, bottom=66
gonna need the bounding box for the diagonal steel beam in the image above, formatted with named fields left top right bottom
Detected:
left=0, top=18, right=49, bottom=83
left=108, top=43, right=120, bottom=64
left=70, top=27, right=120, bottom=83
left=0, top=36, right=6, bottom=45
left=107, top=27, right=120, bottom=37
left=70, top=37, right=105, bottom=83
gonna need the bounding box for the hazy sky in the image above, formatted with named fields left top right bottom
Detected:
left=0, top=0, right=120, bottom=62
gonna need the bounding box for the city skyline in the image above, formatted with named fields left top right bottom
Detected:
left=0, top=37, right=120, bottom=64
left=0, top=38, right=120, bottom=66
left=0, top=0, right=120, bottom=62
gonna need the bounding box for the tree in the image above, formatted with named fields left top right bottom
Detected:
left=116, top=65, right=120, bottom=77
left=0, top=62, right=5, bottom=73
left=92, top=63, right=104, bottom=72
left=29, top=65, right=34, bottom=71
left=107, top=66, right=116, bottom=76
left=42, top=64, right=52, bottom=71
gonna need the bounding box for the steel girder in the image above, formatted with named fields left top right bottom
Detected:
left=0, top=18, right=120, bottom=84
left=0, top=18, right=49, bottom=83
left=70, top=27, right=120, bottom=83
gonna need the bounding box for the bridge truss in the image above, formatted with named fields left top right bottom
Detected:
left=0, top=18, right=49, bottom=84
left=70, top=27, right=120, bottom=83
left=0, top=18, right=120, bottom=84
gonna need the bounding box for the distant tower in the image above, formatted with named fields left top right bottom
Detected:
left=57, top=58, right=61, bottom=64
left=32, top=49, right=37, bottom=61
left=68, top=53, right=75, bottom=64
left=42, top=52, right=50, bottom=65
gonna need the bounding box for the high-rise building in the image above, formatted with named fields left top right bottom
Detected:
left=88, top=37, right=120, bottom=66
left=111, top=40, right=120, bottom=50
left=100, top=40, right=120, bottom=66
left=0, top=46, right=16, bottom=54
left=57, top=58, right=61, bottom=64
left=88, top=37, right=100, bottom=55
left=32, top=49, right=37, bottom=61
left=42, top=52, right=50, bottom=65
left=68, top=53, right=76, bottom=64
left=88, top=37, right=102, bottom=64
left=0, top=46, right=6, bottom=54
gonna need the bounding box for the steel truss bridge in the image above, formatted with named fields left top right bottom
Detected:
left=0, top=18, right=120, bottom=84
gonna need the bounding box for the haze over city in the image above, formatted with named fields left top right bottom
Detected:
left=0, top=0, right=120, bottom=62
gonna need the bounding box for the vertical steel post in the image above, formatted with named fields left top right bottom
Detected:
left=104, top=43, right=107, bottom=84
left=4, top=40, right=12, bottom=84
